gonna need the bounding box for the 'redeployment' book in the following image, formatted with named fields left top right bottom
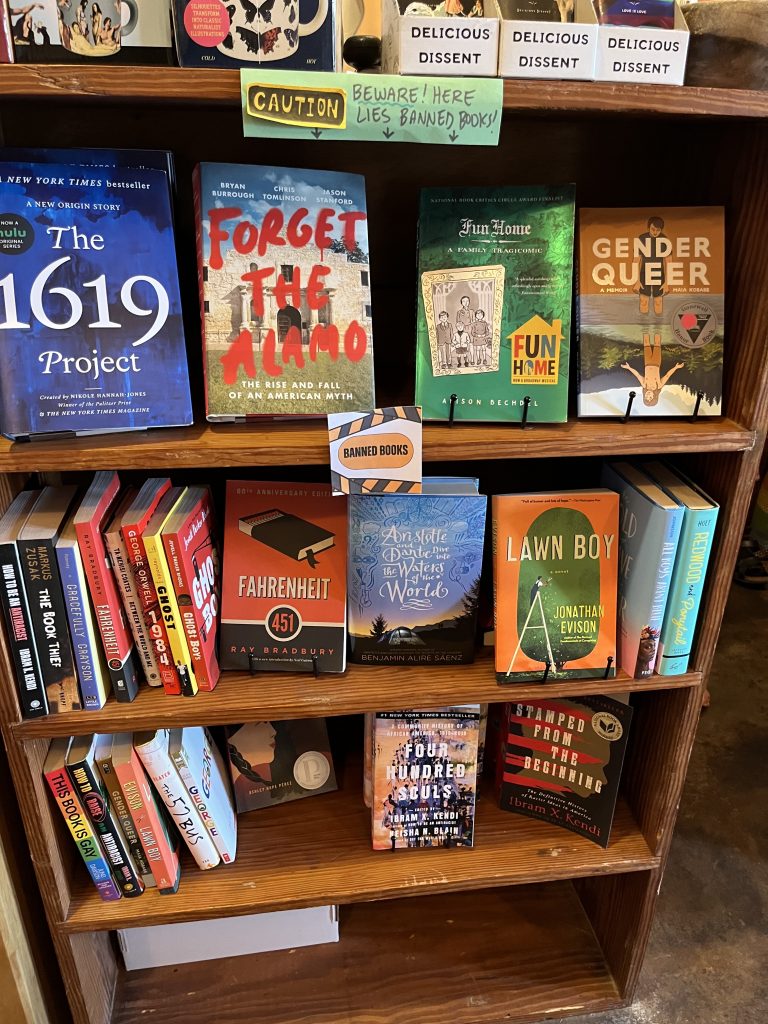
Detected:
left=415, top=185, right=575, bottom=423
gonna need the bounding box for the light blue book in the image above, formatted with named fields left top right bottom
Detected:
left=643, top=462, right=720, bottom=675
left=602, top=463, right=684, bottom=679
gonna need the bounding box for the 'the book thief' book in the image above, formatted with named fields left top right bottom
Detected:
left=493, top=490, right=619, bottom=682
left=578, top=207, right=725, bottom=417
left=496, top=695, right=632, bottom=848
left=221, top=482, right=347, bottom=674
left=169, top=727, right=237, bottom=863
left=415, top=185, right=575, bottom=423
left=194, top=163, right=374, bottom=420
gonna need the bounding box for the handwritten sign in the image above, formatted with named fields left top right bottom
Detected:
left=328, top=407, right=423, bottom=495
left=241, top=71, right=503, bottom=146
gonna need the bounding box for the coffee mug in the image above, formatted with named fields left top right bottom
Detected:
left=218, top=0, right=329, bottom=62
left=57, top=0, right=137, bottom=55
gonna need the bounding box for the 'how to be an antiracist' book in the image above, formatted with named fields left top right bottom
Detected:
left=414, top=185, right=575, bottom=423
left=578, top=207, right=725, bottom=417
left=194, top=163, right=375, bottom=420
left=493, top=490, right=619, bottom=682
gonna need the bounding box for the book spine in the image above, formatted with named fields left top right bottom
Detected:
left=67, top=754, right=144, bottom=897
left=164, top=532, right=215, bottom=691
left=56, top=542, right=109, bottom=711
left=633, top=511, right=681, bottom=678
left=96, top=749, right=154, bottom=887
left=193, top=165, right=213, bottom=420
left=44, top=767, right=121, bottom=902
left=106, top=527, right=161, bottom=686
left=172, top=734, right=235, bottom=864
left=0, top=0, right=14, bottom=63
left=0, top=540, right=48, bottom=717
left=144, top=532, right=198, bottom=697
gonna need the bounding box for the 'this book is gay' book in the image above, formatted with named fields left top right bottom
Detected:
left=194, top=163, right=374, bottom=420
left=493, top=490, right=619, bottom=682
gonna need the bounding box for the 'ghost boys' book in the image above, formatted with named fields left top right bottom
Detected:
left=194, top=163, right=374, bottom=420
left=220, top=482, right=347, bottom=673
left=0, top=161, right=192, bottom=439
left=493, top=490, right=619, bottom=682
left=415, top=185, right=575, bottom=423
left=578, top=207, right=725, bottom=418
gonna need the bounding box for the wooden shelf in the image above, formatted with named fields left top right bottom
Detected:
left=13, top=654, right=702, bottom=739
left=112, top=884, right=623, bottom=1024
left=0, top=418, right=753, bottom=473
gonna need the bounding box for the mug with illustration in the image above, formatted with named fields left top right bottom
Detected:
left=57, top=0, right=138, bottom=55
left=218, top=0, right=329, bottom=62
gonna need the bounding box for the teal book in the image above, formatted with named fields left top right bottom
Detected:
left=601, top=463, right=683, bottom=679
left=415, top=185, right=575, bottom=423
left=643, top=462, right=719, bottom=675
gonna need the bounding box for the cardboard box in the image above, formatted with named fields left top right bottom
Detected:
left=595, top=0, right=689, bottom=84
left=381, top=0, right=500, bottom=76
left=497, top=0, right=597, bottom=80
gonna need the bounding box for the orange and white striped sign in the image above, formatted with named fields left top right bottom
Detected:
left=328, top=406, right=422, bottom=496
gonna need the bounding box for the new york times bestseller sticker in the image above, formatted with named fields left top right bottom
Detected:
left=328, top=406, right=423, bottom=495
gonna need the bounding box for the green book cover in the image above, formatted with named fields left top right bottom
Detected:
left=415, top=185, right=575, bottom=423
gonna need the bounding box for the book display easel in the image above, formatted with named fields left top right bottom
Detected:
left=0, top=67, right=766, bottom=1024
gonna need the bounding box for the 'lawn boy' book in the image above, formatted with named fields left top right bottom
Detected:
left=415, top=185, right=575, bottom=423
left=578, top=207, right=725, bottom=417
left=194, top=163, right=374, bottom=420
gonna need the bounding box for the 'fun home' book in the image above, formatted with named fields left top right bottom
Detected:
left=372, top=707, right=480, bottom=850
left=194, top=163, right=374, bottom=420
left=220, top=481, right=347, bottom=673
left=496, top=695, right=632, bottom=848
left=415, top=185, right=575, bottom=423
left=0, top=158, right=192, bottom=439
left=347, top=480, right=487, bottom=665
left=493, top=490, right=619, bottom=682
left=578, top=207, right=725, bottom=417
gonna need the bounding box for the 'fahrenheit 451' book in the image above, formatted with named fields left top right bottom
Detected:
left=495, top=695, right=632, bottom=848
left=415, top=185, right=575, bottom=423
left=194, top=163, right=374, bottom=421
left=221, top=481, right=347, bottom=673
left=493, top=490, right=619, bottom=682
left=372, top=707, right=480, bottom=850
left=578, top=208, right=725, bottom=417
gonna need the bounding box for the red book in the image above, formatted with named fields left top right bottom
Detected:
left=74, top=472, right=141, bottom=702
left=161, top=486, right=221, bottom=691
left=120, top=479, right=182, bottom=697
left=0, top=1, right=14, bottom=63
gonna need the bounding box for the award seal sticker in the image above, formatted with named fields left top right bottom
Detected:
left=294, top=750, right=331, bottom=790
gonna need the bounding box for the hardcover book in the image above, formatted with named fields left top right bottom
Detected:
left=578, top=207, right=725, bottom=417
left=371, top=707, right=480, bottom=850
left=221, top=481, right=347, bottom=674
left=169, top=727, right=237, bottom=863
left=601, top=462, right=683, bottom=679
left=227, top=719, right=337, bottom=812
left=194, top=162, right=374, bottom=420
left=415, top=185, right=575, bottom=423
left=0, top=158, right=192, bottom=439
left=493, top=490, right=619, bottom=682
left=347, top=481, right=487, bottom=665
left=496, top=694, right=632, bottom=848
left=95, top=734, right=155, bottom=888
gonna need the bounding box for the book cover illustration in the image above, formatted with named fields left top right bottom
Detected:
left=221, top=481, right=347, bottom=673
left=0, top=159, right=191, bottom=438
left=493, top=490, right=619, bottom=682
left=372, top=707, right=480, bottom=850
left=578, top=207, right=725, bottom=417
left=496, top=695, right=632, bottom=848
left=227, top=718, right=337, bottom=812
left=348, top=485, right=487, bottom=665
left=415, top=185, right=575, bottom=423
left=195, top=162, right=374, bottom=420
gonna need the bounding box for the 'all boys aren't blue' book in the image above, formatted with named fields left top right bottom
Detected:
left=0, top=159, right=192, bottom=440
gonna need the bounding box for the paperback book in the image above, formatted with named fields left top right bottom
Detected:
left=95, top=734, right=155, bottom=888
left=169, top=727, right=237, bottom=863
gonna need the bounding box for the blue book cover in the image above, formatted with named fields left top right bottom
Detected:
left=643, top=462, right=719, bottom=675
left=602, top=462, right=683, bottom=679
left=0, top=160, right=192, bottom=439
left=348, top=482, right=487, bottom=665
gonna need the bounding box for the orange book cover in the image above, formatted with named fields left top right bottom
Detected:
left=493, top=490, right=619, bottom=682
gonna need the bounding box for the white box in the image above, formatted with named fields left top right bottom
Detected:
left=595, top=2, right=689, bottom=85
left=496, top=0, right=597, bottom=80
left=117, top=905, right=339, bottom=971
left=381, top=0, right=500, bottom=77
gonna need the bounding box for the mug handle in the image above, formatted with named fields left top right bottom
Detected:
left=121, top=0, right=139, bottom=37
left=299, top=0, right=328, bottom=37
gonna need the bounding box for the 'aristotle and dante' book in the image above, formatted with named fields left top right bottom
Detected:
left=194, top=163, right=375, bottom=420
left=578, top=207, right=725, bottom=417
left=601, top=462, right=683, bottom=679
left=220, top=481, right=347, bottom=673
left=169, top=727, right=237, bottom=864
left=495, top=695, right=632, bottom=849
left=0, top=157, right=192, bottom=439
left=372, top=707, right=480, bottom=851
left=227, top=719, right=337, bottom=813
left=493, top=490, right=619, bottom=682
left=415, top=185, right=575, bottom=423
left=347, top=481, right=487, bottom=665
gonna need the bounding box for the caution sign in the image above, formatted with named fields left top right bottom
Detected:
left=246, top=82, right=347, bottom=130
left=328, top=407, right=422, bottom=495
